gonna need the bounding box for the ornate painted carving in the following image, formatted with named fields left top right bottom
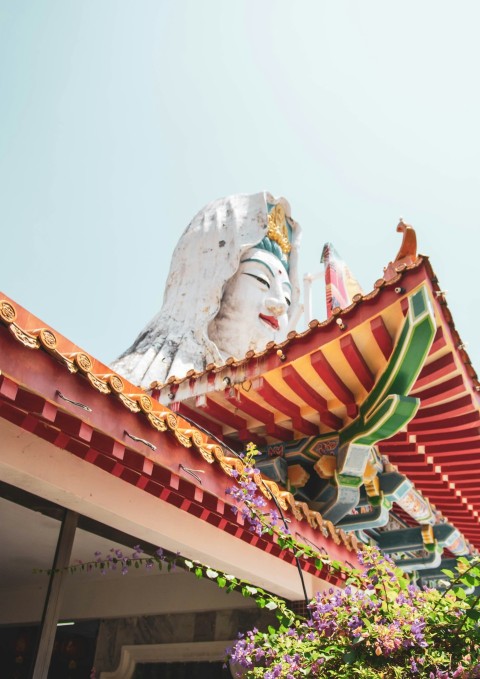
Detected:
left=287, top=464, right=310, bottom=489
left=86, top=372, right=111, bottom=394
left=319, top=285, right=436, bottom=524
left=73, top=352, right=94, bottom=373
left=0, top=300, right=17, bottom=323
left=107, top=374, right=125, bottom=393
left=146, top=412, right=168, bottom=432
left=396, top=486, right=434, bottom=524
left=9, top=324, right=39, bottom=349
left=118, top=394, right=142, bottom=413
left=38, top=328, right=57, bottom=350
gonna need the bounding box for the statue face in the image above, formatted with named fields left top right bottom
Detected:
left=209, top=247, right=292, bottom=358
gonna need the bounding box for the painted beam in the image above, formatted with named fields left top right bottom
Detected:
left=376, top=524, right=456, bottom=553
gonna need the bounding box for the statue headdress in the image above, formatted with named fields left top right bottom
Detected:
left=255, top=201, right=294, bottom=272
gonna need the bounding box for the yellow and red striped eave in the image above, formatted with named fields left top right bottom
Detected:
left=154, top=257, right=480, bottom=549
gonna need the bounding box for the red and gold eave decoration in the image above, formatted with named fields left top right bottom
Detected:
left=0, top=296, right=357, bottom=585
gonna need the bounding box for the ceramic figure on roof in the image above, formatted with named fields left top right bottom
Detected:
left=111, top=192, right=302, bottom=388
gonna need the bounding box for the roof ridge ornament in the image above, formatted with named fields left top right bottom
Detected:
left=394, top=217, right=417, bottom=264
left=383, top=218, right=418, bottom=281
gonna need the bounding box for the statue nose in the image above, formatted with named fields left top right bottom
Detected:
left=265, top=297, right=287, bottom=317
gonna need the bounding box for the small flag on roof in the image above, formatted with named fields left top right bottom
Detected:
left=321, top=242, right=363, bottom=318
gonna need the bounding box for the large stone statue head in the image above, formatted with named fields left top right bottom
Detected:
left=111, top=192, right=302, bottom=388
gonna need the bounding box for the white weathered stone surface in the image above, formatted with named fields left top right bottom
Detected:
left=111, top=192, right=301, bottom=387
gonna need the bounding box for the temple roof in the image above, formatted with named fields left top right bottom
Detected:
left=2, top=229, right=479, bottom=569
left=148, top=255, right=480, bottom=551
left=0, top=294, right=357, bottom=584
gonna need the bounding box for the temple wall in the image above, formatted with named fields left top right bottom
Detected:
left=93, top=608, right=275, bottom=674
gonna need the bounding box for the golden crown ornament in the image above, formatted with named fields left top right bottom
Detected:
left=267, top=204, right=291, bottom=255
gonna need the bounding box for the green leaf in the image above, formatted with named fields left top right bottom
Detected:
left=460, top=574, right=476, bottom=587
left=280, top=615, right=295, bottom=627
left=343, top=650, right=357, bottom=664
left=441, top=569, right=455, bottom=578
left=454, top=586, right=467, bottom=600
left=265, top=601, right=278, bottom=611
left=194, top=567, right=203, bottom=579
left=216, top=576, right=226, bottom=588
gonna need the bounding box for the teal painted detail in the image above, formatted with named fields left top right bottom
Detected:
left=336, top=473, right=364, bottom=488
left=394, top=544, right=443, bottom=573
left=412, top=286, right=427, bottom=316
left=379, top=471, right=412, bottom=498
left=368, top=493, right=393, bottom=509
left=385, top=525, right=466, bottom=573
left=254, top=455, right=288, bottom=486
left=336, top=494, right=392, bottom=531
left=377, top=524, right=455, bottom=554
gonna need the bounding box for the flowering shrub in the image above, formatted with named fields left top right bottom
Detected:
left=226, top=445, right=480, bottom=678
left=229, top=547, right=480, bottom=677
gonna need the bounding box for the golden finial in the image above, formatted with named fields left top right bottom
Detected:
left=267, top=204, right=291, bottom=254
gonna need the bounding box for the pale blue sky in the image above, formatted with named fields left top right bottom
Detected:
left=1, top=1, right=479, bottom=370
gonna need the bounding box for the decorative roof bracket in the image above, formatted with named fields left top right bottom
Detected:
left=320, top=285, right=436, bottom=525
